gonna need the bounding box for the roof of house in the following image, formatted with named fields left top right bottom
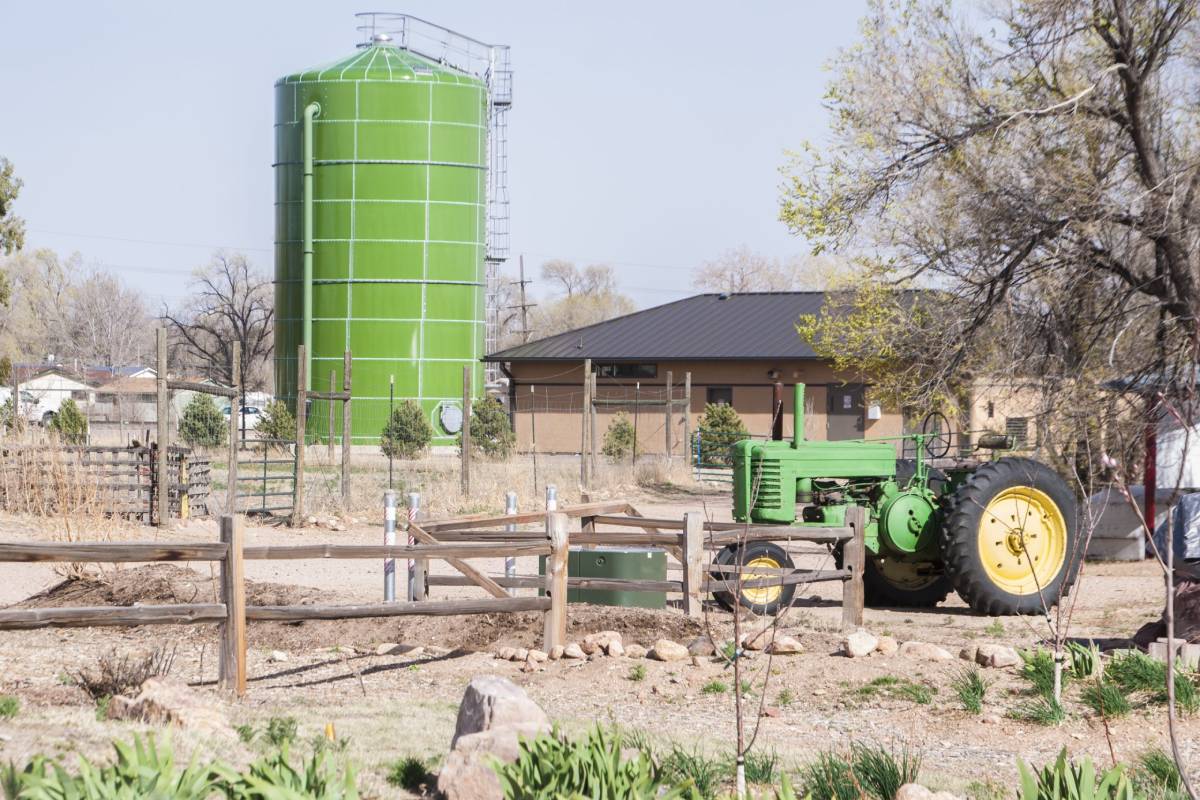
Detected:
left=95, top=377, right=157, bottom=394
left=484, top=292, right=833, bottom=362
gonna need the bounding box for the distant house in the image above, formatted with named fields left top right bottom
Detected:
left=92, top=376, right=158, bottom=426
left=15, top=367, right=95, bottom=423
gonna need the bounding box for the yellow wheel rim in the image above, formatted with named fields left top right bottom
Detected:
left=977, top=486, right=1067, bottom=595
left=741, top=556, right=783, bottom=606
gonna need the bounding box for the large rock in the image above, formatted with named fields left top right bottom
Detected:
left=898, top=641, right=953, bottom=661
left=843, top=630, right=878, bottom=658
left=106, top=679, right=229, bottom=736
left=649, top=639, right=689, bottom=662
left=687, top=636, right=717, bottom=657
left=875, top=636, right=898, bottom=656
left=975, top=643, right=1020, bottom=668
left=582, top=631, right=622, bottom=655
left=625, top=644, right=648, bottom=659
left=562, top=643, right=586, bottom=660
left=896, top=784, right=962, bottom=800
left=741, top=628, right=772, bottom=651
left=438, top=676, right=552, bottom=800
left=765, top=635, right=803, bottom=655
left=606, top=640, right=625, bottom=658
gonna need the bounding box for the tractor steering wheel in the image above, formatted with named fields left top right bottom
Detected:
left=921, top=411, right=952, bottom=460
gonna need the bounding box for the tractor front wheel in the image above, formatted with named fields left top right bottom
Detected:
left=710, top=541, right=796, bottom=616
left=941, top=457, right=1079, bottom=615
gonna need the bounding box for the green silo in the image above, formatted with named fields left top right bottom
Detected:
left=275, top=19, right=507, bottom=444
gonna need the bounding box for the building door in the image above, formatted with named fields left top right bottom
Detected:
left=827, top=384, right=865, bottom=440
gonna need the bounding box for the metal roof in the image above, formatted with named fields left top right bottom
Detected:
left=485, top=292, right=833, bottom=362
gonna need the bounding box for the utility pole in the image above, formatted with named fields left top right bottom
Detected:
left=506, top=255, right=536, bottom=344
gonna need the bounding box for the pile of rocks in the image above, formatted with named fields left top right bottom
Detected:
left=493, top=629, right=806, bottom=671
left=841, top=629, right=1019, bottom=668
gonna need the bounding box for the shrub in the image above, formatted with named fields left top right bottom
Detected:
left=49, top=398, right=87, bottom=444
left=628, top=663, right=646, bottom=682
left=953, top=666, right=988, bottom=714
left=460, top=397, right=515, bottom=458
left=263, top=716, right=299, bottom=747
left=1082, top=680, right=1131, bottom=718
left=603, top=412, right=636, bottom=459
left=697, top=403, right=748, bottom=467
left=0, top=694, right=18, bottom=719
left=701, top=680, right=728, bottom=695
left=179, top=393, right=226, bottom=447
left=386, top=756, right=429, bottom=791
left=1017, top=749, right=1134, bottom=800
left=74, top=646, right=175, bottom=701
left=381, top=400, right=433, bottom=459
left=256, top=400, right=296, bottom=443
left=801, top=744, right=920, bottom=800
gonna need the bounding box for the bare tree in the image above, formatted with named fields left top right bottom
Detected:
left=531, top=260, right=635, bottom=339
left=163, top=252, right=273, bottom=390
left=71, top=273, right=151, bottom=372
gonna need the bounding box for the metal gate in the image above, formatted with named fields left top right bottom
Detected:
left=235, top=439, right=297, bottom=516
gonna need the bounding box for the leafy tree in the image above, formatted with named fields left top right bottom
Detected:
left=602, top=412, right=636, bottom=459
left=179, top=393, right=227, bottom=447
left=0, top=157, right=25, bottom=257
left=697, top=403, right=748, bottom=467
left=381, top=400, right=433, bottom=459
left=459, top=397, right=515, bottom=459
left=49, top=399, right=87, bottom=444
left=256, top=400, right=295, bottom=443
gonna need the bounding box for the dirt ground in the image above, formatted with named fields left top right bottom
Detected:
left=0, top=479, right=1196, bottom=798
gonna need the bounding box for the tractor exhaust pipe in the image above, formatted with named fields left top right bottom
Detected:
left=793, top=383, right=805, bottom=448
left=772, top=382, right=784, bottom=441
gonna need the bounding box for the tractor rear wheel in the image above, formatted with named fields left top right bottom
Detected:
left=834, top=547, right=951, bottom=607
left=710, top=541, right=796, bottom=616
left=941, top=457, right=1079, bottom=615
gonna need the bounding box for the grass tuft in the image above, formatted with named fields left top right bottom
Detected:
left=1106, top=651, right=1165, bottom=693
left=1133, top=748, right=1185, bottom=800
left=740, top=749, right=779, bottom=785
left=1018, top=648, right=1064, bottom=699
left=1081, top=680, right=1131, bottom=718
left=701, top=680, right=728, bottom=695
left=800, top=744, right=920, bottom=800
left=659, top=745, right=724, bottom=800
left=628, top=664, right=646, bottom=682
left=1009, top=696, right=1065, bottom=726
left=952, top=666, right=988, bottom=714
left=0, top=695, right=18, bottom=720
left=777, top=688, right=795, bottom=707
left=263, top=716, right=298, bottom=747
left=852, top=675, right=933, bottom=705
left=386, top=756, right=429, bottom=791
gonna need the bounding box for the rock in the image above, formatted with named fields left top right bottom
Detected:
left=439, top=723, right=549, bottom=800
left=981, top=714, right=1002, bottom=725
left=898, top=641, right=953, bottom=661
left=405, top=646, right=425, bottom=659
left=562, top=643, right=586, bottom=659
left=875, top=636, right=898, bottom=656
left=374, top=643, right=400, bottom=656
left=606, top=640, right=625, bottom=658
left=519, top=659, right=540, bottom=673
left=582, top=631, right=622, bottom=655
left=268, top=650, right=290, bottom=663
left=761, top=706, right=782, bottom=718
left=687, top=636, right=717, bottom=657
left=527, top=649, right=548, bottom=663
left=513, top=648, right=529, bottom=662
left=765, top=635, right=803, bottom=655
left=975, top=644, right=1020, bottom=668
left=106, top=679, right=230, bottom=736
left=741, top=628, right=772, bottom=651
left=448, top=675, right=551, bottom=750
left=425, top=645, right=453, bottom=657
left=648, top=639, right=689, bottom=662
left=843, top=630, right=878, bottom=658
left=812, top=689, right=826, bottom=697
left=896, top=784, right=934, bottom=800
left=690, top=655, right=705, bottom=667
left=959, top=645, right=978, bottom=662
left=625, top=644, right=648, bottom=659
left=549, top=645, right=565, bottom=660
left=496, top=647, right=517, bottom=661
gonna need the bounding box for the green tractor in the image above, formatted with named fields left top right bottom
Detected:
left=715, top=385, right=1080, bottom=616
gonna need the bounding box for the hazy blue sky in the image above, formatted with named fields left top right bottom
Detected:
left=2, top=1, right=868, bottom=309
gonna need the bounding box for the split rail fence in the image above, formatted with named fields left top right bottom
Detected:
left=0, top=502, right=865, bottom=699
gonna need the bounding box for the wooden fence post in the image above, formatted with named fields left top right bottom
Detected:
left=682, top=512, right=704, bottom=618
left=580, top=358, right=591, bottom=489
left=291, top=346, right=307, bottom=527
left=543, top=511, right=568, bottom=651
left=228, top=342, right=240, bottom=517
left=665, top=370, right=673, bottom=461
left=341, top=350, right=351, bottom=507
left=589, top=372, right=598, bottom=479
left=461, top=365, right=471, bottom=495
left=842, top=505, right=866, bottom=630
left=156, top=328, right=170, bottom=529
left=683, top=372, right=692, bottom=468
left=219, top=514, right=247, bottom=697
left=327, top=370, right=336, bottom=462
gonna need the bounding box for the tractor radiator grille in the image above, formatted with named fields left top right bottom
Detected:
left=750, top=458, right=782, bottom=511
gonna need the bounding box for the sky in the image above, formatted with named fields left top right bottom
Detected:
left=1, top=0, right=869, bottom=310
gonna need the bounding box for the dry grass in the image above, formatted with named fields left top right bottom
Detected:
left=73, top=645, right=177, bottom=701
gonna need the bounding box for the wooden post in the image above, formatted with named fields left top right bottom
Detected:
left=683, top=372, right=692, bottom=469
left=682, top=512, right=704, bottom=618
left=291, top=346, right=307, bottom=527
left=228, top=342, right=240, bottom=517
left=543, top=511, right=569, bottom=651
left=413, top=558, right=428, bottom=601
left=155, top=329, right=170, bottom=529
left=842, top=505, right=866, bottom=630
left=341, top=350, right=351, bottom=507
left=580, top=358, right=591, bottom=488
left=218, top=514, right=247, bottom=697
left=328, top=370, right=336, bottom=462
left=589, top=372, right=598, bottom=478
left=461, top=365, right=471, bottom=495
left=772, top=381, right=784, bottom=441
left=665, top=370, right=673, bottom=461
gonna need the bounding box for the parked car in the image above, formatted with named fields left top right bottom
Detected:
left=0, top=388, right=49, bottom=424
left=222, top=405, right=262, bottom=430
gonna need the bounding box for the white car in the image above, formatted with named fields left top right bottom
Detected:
left=222, top=405, right=262, bottom=430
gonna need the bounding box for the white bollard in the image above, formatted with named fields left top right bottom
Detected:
left=384, top=490, right=397, bottom=602
left=545, top=484, right=558, bottom=511
left=504, top=490, right=517, bottom=595
left=406, top=492, right=420, bottom=601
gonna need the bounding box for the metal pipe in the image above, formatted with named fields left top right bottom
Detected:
left=301, top=101, right=321, bottom=390
left=545, top=484, right=557, bottom=511
left=384, top=490, right=397, bottom=602
left=772, top=382, right=784, bottom=441
left=793, top=383, right=806, bottom=449
left=504, top=490, right=517, bottom=595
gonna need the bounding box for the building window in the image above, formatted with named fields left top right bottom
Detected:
left=986, top=401, right=994, bottom=419
left=596, top=363, right=656, bottom=379
left=71, top=390, right=88, bottom=401
left=1006, top=417, right=1030, bottom=447
left=707, top=386, right=733, bottom=406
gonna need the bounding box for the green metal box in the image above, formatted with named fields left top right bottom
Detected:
left=540, top=547, right=666, bottom=609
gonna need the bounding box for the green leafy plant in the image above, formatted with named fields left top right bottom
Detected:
left=1066, top=641, right=1102, bottom=679
left=263, top=716, right=299, bottom=748
left=628, top=663, right=647, bottom=682
left=1010, top=696, right=1066, bottom=726
left=984, top=618, right=1005, bottom=637
left=386, top=756, right=429, bottom=791
left=459, top=397, right=515, bottom=459
left=658, top=744, right=725, bottom=800
left=49, top=398, right=87, bottom=444
left=739, top=749, right=779, bottom=785
left=1082, top=681, right=1131, bottom=718
left=256, top=400, right=296, bottom=444
left=602, top=412, right=636, bottom=459
left=381, top=400, right=433, bottom=459
left=179, top=393, right=227, bottom=447
left=953, top=666, right=988, bottom=714
left=1017, top=748, right=1135, bottom=800
left=236, top=723, right=257, bottom=744
left=701, top=680, right=728, bottom=695
left=1019, top=648, right=1066, bottom=699
left=1133, top=748, right=1185, bottom=800
left=227, top=743, right=358, bottom=799
left=801, top=744, right=920, bottom=800
left=776, top=688, right=795, bottom=707
left=0, top=695, right=18, bottom=720
left=852, top=675, right=933, bottom=705
left=697, top=403, right=749, bottom=467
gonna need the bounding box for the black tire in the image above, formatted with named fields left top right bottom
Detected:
left=835, top=546, right=952, bottom=608
left=710, top=541, right=796, bottom=616
left=941, top=457, right=1080, bottom=615
left=894, top=458, right=948, bottom=495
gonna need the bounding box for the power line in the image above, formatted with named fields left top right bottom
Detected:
left=28, top=228, right=272, bottom=254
